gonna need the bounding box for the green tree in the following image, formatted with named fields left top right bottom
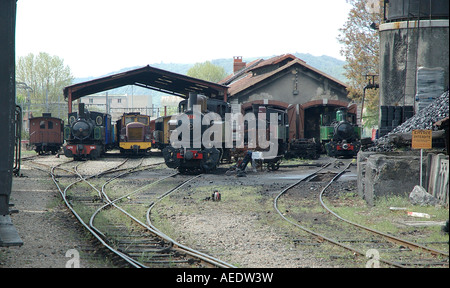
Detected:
left=187, top=61, right=227, bottom=83
left=16, top=52, right=73, bottom=114
left=338, top=0, right=381, bottom=128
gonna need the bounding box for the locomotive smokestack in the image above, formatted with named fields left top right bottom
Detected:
left=188, top=92, right=198, bottom=110
left=78, top=103, right=85, bottom=118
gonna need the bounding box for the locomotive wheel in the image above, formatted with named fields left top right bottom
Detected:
left=89, top=149, right=99, bottom=160
left=201, top=148, right=220, bottom=172
left=162, top=146, right=180, bottom=169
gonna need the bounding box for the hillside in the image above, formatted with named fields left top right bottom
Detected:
left=74, top=53, right=347, bottom=107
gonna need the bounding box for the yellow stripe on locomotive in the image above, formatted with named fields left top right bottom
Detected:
left=119, top=141, right=152, bottom=150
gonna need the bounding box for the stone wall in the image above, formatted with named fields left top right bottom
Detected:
left=357, top=151, right=425, bottom=206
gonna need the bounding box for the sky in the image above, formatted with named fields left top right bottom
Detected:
left=15, top=0, right=353, bottom=78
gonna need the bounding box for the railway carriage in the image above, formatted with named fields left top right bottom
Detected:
left=236, top=102, right=290, bottom=170
left=239, top=100, right=319, bottom=160
left=29, top=113, right=64, bottom=155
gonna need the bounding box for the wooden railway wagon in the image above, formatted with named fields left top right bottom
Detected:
left=240, top=100, right=319, bottom=159
left=29, top=113, right=64, bottom=154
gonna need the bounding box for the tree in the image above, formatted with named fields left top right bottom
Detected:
left=16, top=52, right=73, bottom=114
left=338, top=0, right=382, bottom=128
left=187, top=61, right=227, bottom=83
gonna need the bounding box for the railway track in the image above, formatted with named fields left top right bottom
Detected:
left=274, top=159, right=449, bottom=268
left=49, top=157, right=234, bottom=268
left=19, top=155, right=448, bottom=268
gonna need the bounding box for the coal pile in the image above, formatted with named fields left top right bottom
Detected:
left=366, top=90, right=449, bottom=152
left=390, top=90, right=449, bottom=133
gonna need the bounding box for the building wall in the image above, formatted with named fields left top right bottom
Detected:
left=80, top=94, right=153, bottom=120
left=230, top=65, right=349, bottom=106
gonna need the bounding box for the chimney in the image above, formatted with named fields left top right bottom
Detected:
left=233, top=56, right=246, bottom=74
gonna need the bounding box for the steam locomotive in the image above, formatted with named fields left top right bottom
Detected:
left=320, top=108, right=361, bottom=157
left=162, top=92, right=231, bottom=173
left=63, top=103, right=115, bottom=160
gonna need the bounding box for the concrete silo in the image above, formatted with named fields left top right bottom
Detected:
left=378, top=0, right=448, bottom=132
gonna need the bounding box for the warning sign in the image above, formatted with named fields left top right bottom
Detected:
left=412, top=129, right=432, bottom=149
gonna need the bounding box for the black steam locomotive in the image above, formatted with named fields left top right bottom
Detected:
left=63, top=103, right=115, bottom=160
left=320, top=108, right=361, bottom=157
left=162, top=93, right=230, bottom=173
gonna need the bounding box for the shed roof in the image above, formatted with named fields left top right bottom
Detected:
left=64, top=65, right=228, bottom=112
left=221, top=54, right=348, bottom=99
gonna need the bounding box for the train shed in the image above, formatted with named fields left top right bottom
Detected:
left=221, top=54, right=357, bottom=140
left=64, top=65, right=229, bottom=113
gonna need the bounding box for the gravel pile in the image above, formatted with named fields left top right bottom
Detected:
left=367, top=90, right=449, bottom=152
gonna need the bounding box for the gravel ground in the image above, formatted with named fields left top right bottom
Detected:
left=0, top=157, right=115, bottom=268
left=151, top=160, right=351, bottom=268
left=1, top=154, right=338, bottom=268
left=4, top=154, right=445, bottom=269
left=165, top=206, right=335, bottom=268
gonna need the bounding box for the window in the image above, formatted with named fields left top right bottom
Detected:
left=124, top=116, right=134, bottom=125
left=48, top=121, right=53, bottom=129
left=40, top=121, right=45, bottom=129
left=118, top=98, right=122, bottom=103
left=138, top=116, right=149, bottom=125
left=89, top=98, right=93, bottom=104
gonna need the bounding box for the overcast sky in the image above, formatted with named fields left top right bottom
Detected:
left=15, top=0, right=353, bottom=78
